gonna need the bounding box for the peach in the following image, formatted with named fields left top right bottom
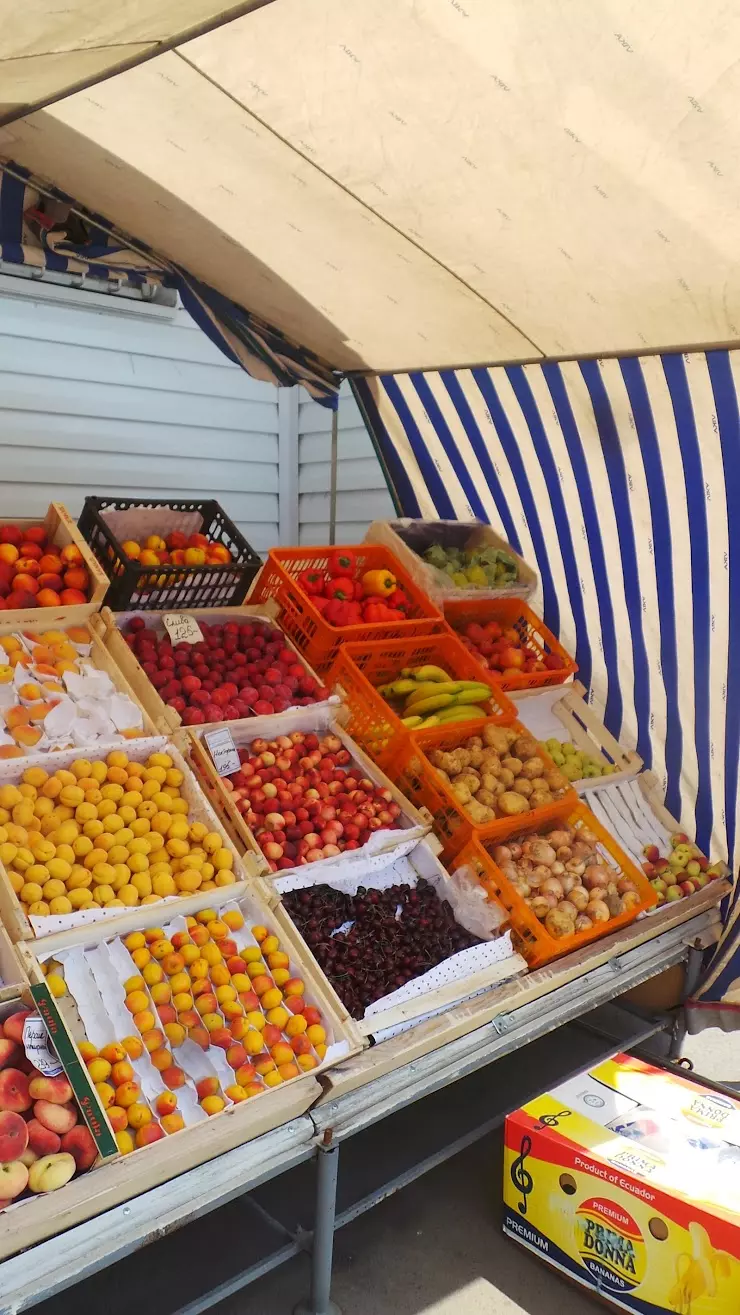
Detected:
left=99, top=1042, right=126, bottom=1065
left=122, top=1035, right=144, bottom=1060
left=38, top=554, right=63, bottom=576
left=37, top=588, right=63, bottom=607
left=5, top=1009, right=36, bottom=1044
left=16, top=558, right=40, bottom=577
left=161, top=1112, right=185, bottom=1135
left=262, top=1024, right=283, bottom=1050
left=149, top=1047, right=173, bottom=1072
left=0, top=1110, right=29, bottom=1162
left=161, top=1066, right=185, bottom=1090
left=200, top=1094, right=225, bottom=1116
left=0, top=746, right=25, bottom=761
left=155, top=1091, right=178, bottom=1117
left=124, top=989, right=149, bottom=1015
left=61, top=1125, right=97, bottom=1172
left=156, top=1005, right=177, bottom=1026
left=63, top=568, right=89, bottom=593
left=188, top=1025, right=210, bottom=1051
left=278, top=1062, right=300, bottom=1082
left=34, top=1099, right=77, bottom=1135
left=163, top=1023, right=185, bottom=1048
left=270, top=1043, right=294, bottom=1068
left=28, top=1151, right=76, bottom=1193
left=95, top=1082, right=116, bottom=1110
left=135, top=1123, right=165, bottom=1148
left=0, top=544, right=19, bottom=566
left=209, top=1028, right=233, bottom=1051
left=0, top=1039, right=20, bottom=1070
left=161, top=952, right=185, bottom=976
left=86, top=1058, right=112, bottom=1085
left=111, top=1061, right=135, bottom=1087
left=226, top=1043, right=248, bottom=1070
left=149, top=983, right=171, bottom=1007
left=133, top=1010, right=156, bottom=1035
left=28, top=1074, right=73, bottom=1105
left=126, top=1103, right=151, bottom=1131
left=0, top=1158, right=29, bottom=1199
left=176, top=1009, right=200, bottom=1030
left=60, top=544, right=84, bottom=567
left=112, top=1081, right=140, bottom=1109
left=12, top=725, right=43, bottom=748
left=26, top=1116, right=61, bottom=1157
left=291, top=1035, right=312, bottom=1057
left=0, top=1067, right=32, bottom=1113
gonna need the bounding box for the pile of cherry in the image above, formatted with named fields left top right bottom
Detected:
left=282, top=880, right=480, bottom=1018
left=124, top=616, right=329, bottom=725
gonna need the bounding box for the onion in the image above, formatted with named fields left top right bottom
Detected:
left=493, top=844, right=512, bottom=864
left=622, top=890, right=642, bottom=912
left=583, top=864, right=610, bottom=889
left=508, top=843, right=523, bottom=861
left=556, top=846, right=573, bottom=861
left=587, top=900, right=611, bottom=923
left=547, top=830, right=573, bottom=850
left=617, top=876, right=638, bottom=895
left=550, top=861, right=566, bottom=877
left=588, top=885, right=607, bottom=903
left=560, top=873, right=577, bottom=894
left=574, top=914, right=592, bottom=932
left=578, top=828, right=598, bottom=847
left=557, top=900, right=579, bottom=921
left=512, top=880, right=531, bottom=899
left=530, top=896, right=552, bottom=920
left=545, top=908, right=576, bottom=938
left=568, top=886, right=590, bottom=912
left=523, top=839, right=556, bottom=866
left=571, top=840, right=594, bottom=860
left=565, top=859, right=586, bottom=876
left=540, top=876, right=564, bottom=900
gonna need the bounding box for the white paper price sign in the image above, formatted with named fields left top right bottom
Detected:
left=162, top=613, right=204, bottom=645
left=23, top=1014, right=63, bottom=1077
left=204, top=727, right=240, bottom=777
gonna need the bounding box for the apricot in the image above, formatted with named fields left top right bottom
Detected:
left=155, top=1091, right=178, bottom=1117
left=161, top=1112, right=185, bottom=1134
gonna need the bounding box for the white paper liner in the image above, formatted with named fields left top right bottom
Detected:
left=274, top=840, right=520, bottom=1032
left=101, top=507, right=204, bottom=545
left=584, top=779, right=675, bottom=872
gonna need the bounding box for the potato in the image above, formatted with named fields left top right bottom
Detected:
left=501, top=756, right=523, bottom=776
left=483, top=726, right=516, bottom=754
left=520, top=756, right=546, bottom=780
left=477, top=789, right=497, bottom=808
left=468, top=747, right=485, bottom=768
left=451, top=782, right=472, bottom=805
left=512, top=777, right=533, bottom=798
left=467, top=801, right=496, bottom=824
left=480, top=751, right=501, bottom=773
left=458, top=771, right=481, bottom=794
left=498, top=768, right=515, bottom=788
left=497, top=791, right=530, bottom=816
left=529, top=777, right=548, bottom=791
left=544, top=768, right=568, bottom=793
left=529, top=789, right=553, bottom=808
left=514, top=735, right=540, bottom=761
left=468, top=736, right=483, bottom=751
left=481, top=773, right=500, bottom=792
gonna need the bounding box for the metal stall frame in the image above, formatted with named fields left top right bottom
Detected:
left=0, top=905, right=715, bottom=1315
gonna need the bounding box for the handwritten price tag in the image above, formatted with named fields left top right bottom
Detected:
left=204, top=727, right=240, bottom=777
left=162, top=613, right=204, bottom=645
left=23, top=1014, right=63, bottom=1077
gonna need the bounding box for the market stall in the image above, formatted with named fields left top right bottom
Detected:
left=0, top=5, right=738, bottom=1313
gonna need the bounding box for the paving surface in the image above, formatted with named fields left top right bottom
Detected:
left=33, top=1029, right=738, bottom=1315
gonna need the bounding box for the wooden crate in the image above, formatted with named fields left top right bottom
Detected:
left=0, top=918, right=27, bottom=1001
left=0, top=735, right=254, bottom=948
left=2, top=504, right=110, bottom=628
left=272, top=837, right=527, bottom=1038
left=186, top=705, right=431, bottom=879
left=317, top=879, right=728, bottom=1103
left=511, top=682, right=642, bottom=790
left=93, top=600, right=338, bottom=736
left=364, top=518, right=537, bottom=603
left=0, top=612, right=160, bottom=741
left=0, top=1074, right=319, bottom=1263
left=10, top=887, right=360, bottom=1208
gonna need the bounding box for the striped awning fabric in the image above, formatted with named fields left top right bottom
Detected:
left=0, top=161, right=338, bottom=404
left=354, top=355, right=739, bottom=1017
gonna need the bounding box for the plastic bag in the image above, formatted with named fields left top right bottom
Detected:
left=443, top=862, right=507, bottom=940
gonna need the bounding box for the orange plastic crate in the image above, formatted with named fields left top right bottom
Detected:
left=332, top=633, right=516, bottom=769
left=250, top=545, right=445, bottom=673
left=444, top=598, right=577, bottom=691
left=451, top=800, right=657, bottom=968
left=391, top=717, right=578, bottom=859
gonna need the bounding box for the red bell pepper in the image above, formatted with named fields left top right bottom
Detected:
left=364, top=600, right=390, bottom=622
left=328, top=549, right=357, bottom=578
left=386, top=588, right=409, bottom=613
left=313, top=596, right=331, bottom=612
left=325, top=576, right=355, bottom=601
left=324, top=598, right=351, bottom=626
left=353, top=579, right=365, bottom=600
left=298, top=568, right=325, bottom=596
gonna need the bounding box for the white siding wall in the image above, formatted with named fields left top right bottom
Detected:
left=298, top=380, right=395, bottom=544
left=0, top=277, right=280, bottom=553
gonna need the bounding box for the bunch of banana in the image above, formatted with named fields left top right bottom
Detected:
left=378, top=664, right=493, bottom=729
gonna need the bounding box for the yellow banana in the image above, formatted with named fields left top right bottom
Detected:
left=405, top=681, right=462, bottom=707
left=452, top=686, right=491, bottom=705
left=409, top=665, right=451, bottom=683
left=434, top=705, right=489, bottom=724
left=387, top=678, right=418, bottom=696
left=405, top=693, right=456, bottom=715
left=418, top=714, right=441, bottom=728
left=401, top=715, right=423, bottom=728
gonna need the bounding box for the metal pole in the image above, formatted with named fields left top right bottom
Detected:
left=328, top=405, right=339, bottom=546
left=295, top=1141, right=341, bottom=1315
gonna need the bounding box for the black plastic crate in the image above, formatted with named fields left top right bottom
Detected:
left=78, top=497, right=262, bottom=612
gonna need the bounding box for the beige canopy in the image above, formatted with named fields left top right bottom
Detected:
left=1, top=0, right=739, bottom=373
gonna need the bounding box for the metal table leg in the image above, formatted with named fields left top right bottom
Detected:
left=669, top=942, right=706, bottom=1058
left=295, top=1141, right=341, bottom=1315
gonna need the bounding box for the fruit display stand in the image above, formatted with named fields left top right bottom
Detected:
left=249, top=543, right=445, bottom=672
left=92, top=600, right=339, bottom=736
left=0, top=503, right=110, bottom=628
left=0, top=876, right=357, bottom=1261
left=271, top=836, right=527, bottom=1040
left=511, top=681, right=643, bottom=788
left=0, top=735, right=257, bottom=948
left=78, top=496, right=262, bottom=612
left=0, top=917, right=27, bottom=1001
left=330, top=631, right=516, bottom=769
left=365, top=518, right=538, bottom=602
left=186, top=705, right=432, bottom=878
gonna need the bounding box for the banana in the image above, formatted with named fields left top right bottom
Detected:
left=386, top=678, right=418, bottom=697
left=409, top=665, right=451, bottom=683
left=405, top=681, right=462, bottom=707
left=405, top=693, right=456, bottom=715
left=401, top=715, right=423, bottom=728
left=452, top=685, right=492, bottom=705
left=434, top=705, right=489, bottom=724
left=418, top=715, right=440, bottom=728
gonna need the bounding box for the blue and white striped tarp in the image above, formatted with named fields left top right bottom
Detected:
left=354, top=355, right=740, bottom=1019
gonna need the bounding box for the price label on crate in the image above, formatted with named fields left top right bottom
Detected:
left=162, top=613, right=204, bottom=645
left=23, top=1014, right=64, bottom=1077
left=204, top=727, right=240, bottom=777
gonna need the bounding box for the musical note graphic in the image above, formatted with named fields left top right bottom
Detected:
left=534, top=1108, right=572, bottom=1131
left=510, top=1134, right=533, bottom=1215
